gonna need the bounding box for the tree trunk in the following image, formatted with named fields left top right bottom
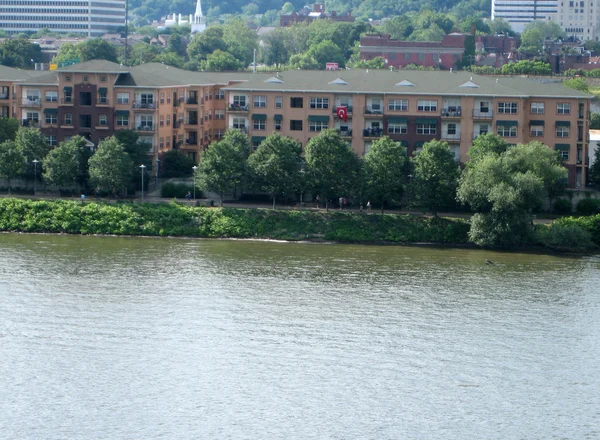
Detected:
left=381, top=203, right=384, bottom=214
left=272, top=194, right=276, bottom=210
left=220, top=191, right=224, bottom=207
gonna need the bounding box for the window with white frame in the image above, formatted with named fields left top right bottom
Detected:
left=530, top=102, right=544, bottom=114
left=498, top=102, right=518, bottom=114
left=45, top=91, right=58, bottom=102
left=253, top=95, right=266, bottom=107
left=166, top=114, right=171, bottom=126
left=497, top=124, right=517, bottom=137
left=253, top=119, right=266, bottom=130
left=216, top=90, right=225, bottom=100
left=446, top=123, right=457, bottom=135
left=117, top=93, right=129, bottom=104
left=26, top=112, right=39, bottom=123
left=556, top=125, right=570, bottom=137
left=65, top=113, right=73, bottom=125
left=477, top=124, right=489, bottom=135
left=388, top=99, right=408, bottom=111
left=557, top=103, right=571, bottom=114
left=309, top=120, right=328, bottom=131
left=417, top=100, right=437, bottom=112
left=26, top=90, right=40, bottom=102
left=233, top=95, right=247, bottom=107
left=45, top=112, right=57, bottom=124
left=138, top=115, right=153, bottom=128
left=559, top=149, right=569, bottom=160
left=310, top=97, right=329, bottom=109
left=275, top=96, right=282, bottom=108
left=215, top=110, right=225, bottom=119
left=417, top=123, right=436, bottom=135
left=275, top=120, right=281, bottom=130
left=387, top=122, right=408, bottom=134
left=99, top=114, right=107, bottom=126
left=530, top=124, right=544, bottom=136
left=368, top=98, right=382, bottom=112
left=232, top=117, right=246, bottom=129
left=46, top=135, right=57, bottom=146
left=117, top=115, right=129, bottom=126
left=140, top=93, right=153, bottom=104
left=159, top=137, right=164, bottom=149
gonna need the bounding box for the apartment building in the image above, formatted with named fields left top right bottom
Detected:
left=491, top=0, right=558, bottom=33
left=0, top=61, right=591, bottom=188
left=0, top=0, right=126, bottom=36
left=551, top=0, right=600, bottom=41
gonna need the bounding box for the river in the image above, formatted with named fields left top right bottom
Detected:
left=0, top=233, right=599, bottom=439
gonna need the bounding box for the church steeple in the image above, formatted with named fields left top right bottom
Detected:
left=191, top=0, right=206, bottom=33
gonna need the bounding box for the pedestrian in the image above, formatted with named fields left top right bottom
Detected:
left=339, top=197, right=343, bottom=210
left=315, top=194, right=320, bottom=208
left=80, top=193, right=86, bottom=204
left=366, top=200, right=371, bottom=213
left=185, top=191, right=192, bottom=201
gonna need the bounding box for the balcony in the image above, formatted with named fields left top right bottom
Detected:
left=441, top=107, right=462, bottom=119
left=21, top=98, right=41, bottom=107
left=173, top=120, right=181, bottom=128
left=61, top=97, right=73, bottom=105
left=473, top=109, right=493, bottom=119
left=441, top=132, right=461, bottom=141
left=364, top=106, right=383, bottom=116
left=231, top=126, right=248, bottom=134
left=186, top=119, right=198, bottom=126
left=363, top=127, right=383, bottom=138
left=21, top=119, right=40, bottom=127
left=332, top=106, right=353, bottom=114
left=186, top=97, right=198, bottom=105
left=136, top=125, right=155, bottom=132
left=97, top=97, right=110, bottom=106
left=337, top=128, right=352, bottom=138
left=186, top=138, right=198, bottom=145
left=0, top=93, right=9, bottom=100
left=228, top=104, right=249, bottom=112
left=133, top=102, right=156, bottom=110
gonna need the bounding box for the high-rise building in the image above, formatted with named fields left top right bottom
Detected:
left=0, top=0, right=126, bottom=36
left=552, top=0, right=599, bottom=42
left=491, top=0, right=558, bottom=33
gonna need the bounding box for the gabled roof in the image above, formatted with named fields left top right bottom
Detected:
left=0, top=65, right=52, bottom=82
left=57, top=59, right=128, bottom=73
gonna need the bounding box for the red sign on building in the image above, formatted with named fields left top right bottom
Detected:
left=325, top=62, right=339, bottom=70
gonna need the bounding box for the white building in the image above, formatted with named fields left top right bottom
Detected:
left=551, top=0, right=600, bottom=42
left=164, top=0, right=206, bottom=33
left=0, top=0, right=126, bottom=36
left=491, top=0, right=558, bottom=33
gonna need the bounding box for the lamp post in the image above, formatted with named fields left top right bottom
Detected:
left=155, top=158, right=160, bottom=187
left=299, top=167, right=305, bottom=208
left=32, top=159, right=39, bottom=196
left=192, top=165, right=198, bottom=200
left=139, top=164, right=146, bottom=202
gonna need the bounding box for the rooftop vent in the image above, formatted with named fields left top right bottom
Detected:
left=329, top=78, right=348, bottom=85
left=395, top=80, right=415, bottom=87
left=264, top=76, right=283, bottom=83
left=459, top=80, right=479, bottom=88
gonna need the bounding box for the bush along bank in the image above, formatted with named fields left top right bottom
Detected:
left=0, top=198, right=470, bottom=244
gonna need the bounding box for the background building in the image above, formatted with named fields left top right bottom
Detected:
left=491, top=0, right=558, bottom=33
left=552, top=0, right=600, bottom=42
left=0, top=0, right=126, bottom=36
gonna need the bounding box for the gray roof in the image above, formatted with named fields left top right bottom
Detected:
left=222, top=69, right=592, bottom=99
left=0, top=65, right=54, bottom=82
left=56, top=59, right=129, bottom=73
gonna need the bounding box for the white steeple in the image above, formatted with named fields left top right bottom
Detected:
left=191, top=0, right=206, bottom=33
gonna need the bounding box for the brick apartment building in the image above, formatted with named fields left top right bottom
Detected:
left=0, top=60, right=591, bottom=187
left=360, top=33, right=518, bottom=70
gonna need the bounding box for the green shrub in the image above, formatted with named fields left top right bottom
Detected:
left=576, top=198, right=600, bottom=216
left=553, top=198, right=572, bottom=215
left=160, top=182, right=201, bottom=199
left=536, top=223, right=596, bottom=252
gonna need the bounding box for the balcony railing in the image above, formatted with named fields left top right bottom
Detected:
left=97, top=97, right=109, bottom=105
left=441, top=107, right=462, bottom=118
left=136, top=125, right=154, bottom=131
left=364, top=106, right=383, bottom=115
left=231, top=126, right=248, bottom=134
left=336, top=129, right=352, bottom=137
left=21, top=98, right=41, bottom=107
left=473, top=109, right=493, bottom=119
left=332, top=106, right=353, bottom=114
left=186, top=139, right=198, bottom=145
left=61, top=97, right=73, bottom=104
left=186, top=97, right=198, bottom=105
left=472, top=131, right=488, bottom=140
left=133, top=102, right=156, bottom=109
left=0, top=93, right=10, bottom=100
left=21, top=119, right=40, bottom=127
left=440, top=132, right=461, bottom=141
left=363, top=128, right=383, bottom=138
left=186, top=119, right=198, bottom=125
left=228, top=104, right=248, bottom=112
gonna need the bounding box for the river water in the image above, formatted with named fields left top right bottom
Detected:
left=0, top=233, right=599, bottom=439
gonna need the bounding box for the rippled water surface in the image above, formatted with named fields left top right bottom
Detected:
left=1, top=233, right=599, bottom=439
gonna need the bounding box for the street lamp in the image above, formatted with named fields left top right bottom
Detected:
left=299, top=167, right=305, bottom=208
left=192, top=165, right=198, bottom=200
left=155, top=158, right=160, bottom=187
left=139, top=164, right=146, bottom=202
left=32, top=159, right=39, bottom=196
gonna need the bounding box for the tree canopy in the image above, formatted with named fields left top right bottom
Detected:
left=88, top=137, right=133, bottom=194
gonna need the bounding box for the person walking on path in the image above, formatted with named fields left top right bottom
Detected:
left=315, top=194, right=320, bottom=209
left=366, top=200, right=371, bottom=213
left=339, top=197, right=343, bottom=210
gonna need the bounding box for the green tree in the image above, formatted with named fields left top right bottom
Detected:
left=467, top=133, right=510, bottom=165
left=306, top=39, right=345, bottom=68
left=0, top=118, right=19, bottom=144
left=459, top=15, right=491, bottom=34
left=501, top=60, right=552, bottom=75
left=88, top=137, right=133, bottom=194
left=588, top=144, right=600, bottom=189
left=281, top=2, right=295, bottom=14
left=15, top=127, right=49, bottom=182
left=457, top=141, right=567, bottom=247
left=126, top=42, right=160, bottom=65
left=304, top=129, right=359, bottom=210
left=0, top=141, right=26, bottom=194
left=187, top=26, right=227, bottom=61
left=159, top=150, right=196, bottom=178
left=248, top=134, right=302, bottom=209
left=591, top=112, right=600, bottom=130
left=42, top=137, right=84, bottom=189
left=54, top=38, right=118, bottom=63
left=0, top=38, right=42, bottom=68
left=195, top=129, right=250, bottom=206
left=289, top=52, right=319, bottom=69
left=409, top=141, right=460, bottom=215
left=205, top=49, right=243, bottom=71
left=223, top=18, right=258, bottom=66
left=562, top=77, right=590, bottom=93
left=154, top=51, right=185, bottom=68
left=379, top=15, right=414, bottom=39
left=259, top=29, right=289, bottom=67
left=487, top=18, right=514, bottom=35
left=362, top=137, right=408, bottom=213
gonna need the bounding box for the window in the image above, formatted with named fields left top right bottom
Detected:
left=404, top=53, right=411, bottom=60
left=100, top=76, right=106, bottom=82
left=79, top=114, right=92, bottom=128
left=83, top=76, right=88, bottom=82
left=160, top=115, right=165, bottom=127
left=166, top=114, right=171, bottom=126
left=310, top=97, right=329, bottom=109
left=531, top=102, right=545, bottom=114
left=369, top=98, right=382, bottom=112
left=479, top=101, right=490, bottom=113
left=117, top=115, right=129, bottom=126
left=309, top=121, right=328, bottom=132
left=417, top=100, right=437, bottom=112
left=387, top=123, right=407, bottom=134
left=160, top=93, right=164, bottom=104
left=447, top=123, right=457, bottom=135
left=46, top=135, right=57, bottom=147
left=275, top=96, right=282, bottom=108
left=26, top=112, right=39, bottom=123
left=79, top=92, right=92, bottom=106
left=99, top=114, right=107, bottom=126
left=253, top=95, right=266, bottom=107
left=233, top=95, right=247, bottom=107
left=478, top=124, right=489, bottom=135
left=559, top=150, right=570, bottom=160
left=65, top=113, right=72, bottom=125
left=216, top=90, right=225, bottom=100
left=232, top=117, right=246, bottom=129
left=98, top=91, right=108, bottom=104
left=530, top=125, right=544, bottom=136
left=417, top=123, right=436, bottom=135
left=215, top=110, right=225, bottom=119
left=498, top=102, right=518, bottom=114
left=65, top=75, right=71, bottom=82
left=290, top=97, right=303, bottom=108
left=138, top=115, right=153, bottom=129
left=497, top=125, right=517, bottom=137
left=45, top=112, right=57, bottom=124
left=167, top=94, right=171, bottom=104
left=275, top=120, right=281, bottom=130
left=140, top=93, right=154, bottom=105
left=253, top=119, right=266, bottom=130
left=556, top=126, right=570, bottom=137
left=45, top=91, right=58, bottom=102
left=290, top=120, right=303, bottom=130
left=388, top=99, right=408, bottom=111
left=117, top=93, right=129, bottom=104
left=557, top=103, right=571, bottom=114
left=26, top=90, right=40, bottom=102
